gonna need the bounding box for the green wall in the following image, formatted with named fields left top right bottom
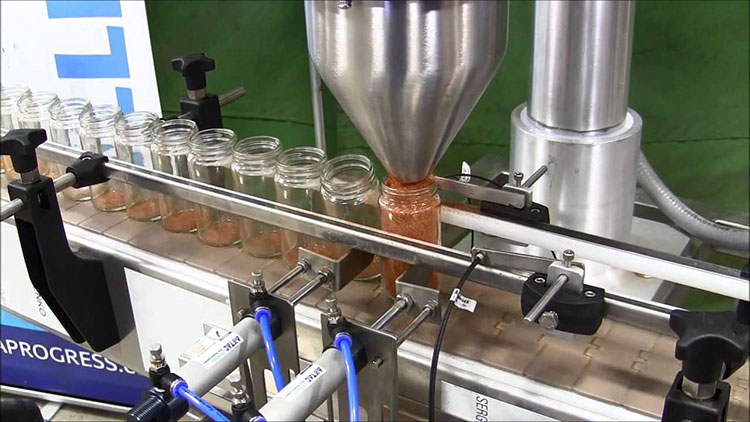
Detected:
left=145, top=0, right=749, bottom=213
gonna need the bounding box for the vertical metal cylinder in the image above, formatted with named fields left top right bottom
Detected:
left=528, top=0, right=635, bottom=132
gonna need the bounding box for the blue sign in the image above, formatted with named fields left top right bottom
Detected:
left=1, top=310, right=149, bottom=406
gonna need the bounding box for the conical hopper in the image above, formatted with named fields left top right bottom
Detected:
left=305, top=0, right=509, bottom=183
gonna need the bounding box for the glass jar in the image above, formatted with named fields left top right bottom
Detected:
left=321, top=154, right=381, bottom=281
left=17, top=91, right=60, bottom=177
left=188, top=128, right=240, bottom=246
left=115, top=111, right=160, bottom=221
left=232, top=136, right=282, bottom=258
left=49, top=98, right=93, bottom=201
left=80, top=105, right=124, bottom=212
left=274, top=146, right=327, bottom=266
left=151, top=119, right=199, bottom=232
left=1, top=85, right=30, bottom=178
left=379, top=175, right=441, bottom=296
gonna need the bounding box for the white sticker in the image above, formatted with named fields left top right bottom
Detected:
left=278, top=363, right=326, bottom=401
left=450, top=288, right=477, bottom=313
left=460, top=161, right=471, bottom=182
left=191, top=330, right=243, bottom=369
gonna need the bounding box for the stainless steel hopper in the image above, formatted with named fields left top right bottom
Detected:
left=305, top=1, right=508, bottom=182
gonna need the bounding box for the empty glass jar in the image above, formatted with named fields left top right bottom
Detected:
left=115, top=111, right=160, bottom=221
left=188, top=128, right=240, bottom=246
left=232, top=136, right=282, bottom=258
left=80, top=105, right=125, bottom=212
left=379, top=175, right=441, bottom=296
left=151, top=119, right=199, bottom=233
left=17, top=91, right=60, bottom=177
left=274, top=146, right=327, bottom=266
left=50, top=98, right=93, bottom=201
left=1, top=85, right=30, bottom=178
left=321, top=154, right=381, bottom=281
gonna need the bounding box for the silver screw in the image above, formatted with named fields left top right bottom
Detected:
left=584, top=290, right=596, bottom=298
left=562, top=249, right=575, bottom=268
left=371, top=357, right=383, bottom=368
left=326, top=294, right=343, bottom=324
left=236, top=310, right=246, bottom=320
left=148, top=343, right=166, bottom=370
left=250, top=270, right=265, bottom=294
left=534, top=276, right=546, bottom=285
left=228, top=374, right=249, bottom=406
left=513, top=172, right=524, bottom=187
left=538, top=311, right=559, bottom=331
left=338, top=0, right=352, bottom=9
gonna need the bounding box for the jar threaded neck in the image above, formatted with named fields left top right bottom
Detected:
left=80, top=105, right=123, bottom=137
left=322, top=154, right=377, bottom=200
left=115, top=111, right=159, bottom=145
left=233, top=136, right=282, bottom=174
left=50, top=98, right=92, bottom=129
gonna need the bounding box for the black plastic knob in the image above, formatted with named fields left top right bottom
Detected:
left=171, top=53, right=215, bottom=91
left=670, top=309, right=749, bottom=384
left=0, top=129, right=47, bottom=173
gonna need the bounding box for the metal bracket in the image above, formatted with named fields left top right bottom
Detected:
left=435, top=176, right=527, bottom=209
left=298, top=247, right=373, bottom=291
left=548, top=260, right=586, bottom=295
left=322, top=317, right=398, bottom=422
left=228, top=279, right=300, bottom=408
left=395, top=266, right=442, bottom=324
left=471, top=246, right=553, bottom=274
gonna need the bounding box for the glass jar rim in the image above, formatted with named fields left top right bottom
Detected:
left=151, top=119, right=198, bottom=147
left=190, top=128, right=236, bottom=155
left=80, top=105, right=123, bottom=134
left=233, top=136, right=282, bottom=162
left=115, top=111, right=159, bottom=141
left=17, top=91, right=59, bottom=116
left=321, top=154, right=377, bottom=198
left=381, top=174, right=437, bottom=197
left=1, top=85, right=30, bottom=110
left=276, top=146, right=326, bottom=176
left=50, top=98, right=92, bottom=124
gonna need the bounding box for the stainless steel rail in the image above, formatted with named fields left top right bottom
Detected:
left=30, top=143, right=729, bottom=335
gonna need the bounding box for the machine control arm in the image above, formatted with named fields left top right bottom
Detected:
left=0, top=129, right=120, bottom=351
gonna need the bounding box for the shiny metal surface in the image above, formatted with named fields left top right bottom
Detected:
left=305, top=0, right=509, bottom=182
left=529, top=0, right=635, bottom=132
left=435, top=175, right=527, bottom=209
left=308, top=57, right=327, bottom=151
left=523, top=274, right=568, bottom=324
left=217, top=86, right=246, bottom=107
left=268, top=261, right=309, bottom=294
left=510, top=105, right=642, bottom=242
left=396, top=302, right=437, bottom=346
left=371, top=296, right=410, bottom=330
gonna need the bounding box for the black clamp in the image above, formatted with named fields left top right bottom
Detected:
left=325, top=321, right=368, bottom=373
left=520, top=272, right=605, bottom=335
left=67, top=152, right=109, bottom=188
left=661, top=310, right=749, bottom=422
left=0, top=129, right=121, bottom=351
left=480, top=200, right=550, bottom=225
left=171, top=53, right=222, bottom=130
left=248, top=295, right=283, bottom=341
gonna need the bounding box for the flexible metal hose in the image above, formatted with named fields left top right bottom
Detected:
left=637, top=151, right=749, bottom=251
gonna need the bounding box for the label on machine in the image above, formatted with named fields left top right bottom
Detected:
left=190, top=330, right=243, bottom=369
left=450, top=289, right=477, bottom=313
left=277, top=363, right=326, bottom=402
left=440, top=382, right=555, bottom=422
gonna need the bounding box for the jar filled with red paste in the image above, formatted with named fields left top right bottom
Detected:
left=379, top=175, right=440, bottom=296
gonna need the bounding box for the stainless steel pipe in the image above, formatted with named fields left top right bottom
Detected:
left=528, top=0, right=635, bottom=132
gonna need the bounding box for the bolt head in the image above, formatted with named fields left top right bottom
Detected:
left=534, top=276, right=546, bottom=285
left=584, top=290, right=596, bottom=298
left=228, top=373, right=242, bottom=387
left=538, top=311, right=559, bottom=331
left=371, top=357, right=383, bottom=368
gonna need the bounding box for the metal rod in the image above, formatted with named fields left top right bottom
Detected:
left=521, top=165, right=548, bottom=188
left=308, top=56, right=327, bottom=151
left=371, top=296, right=410, bottom=331
left=218, top=87, right=246, bottom=107
left=523, top=274, right=568, bottom=325
left=397, top=303, right=437, bottom=346
left=268, top=261, right=308, bottom=294
left=288, top=272, right=328, bottom=306
left=1, top=172, right=77, bottom=221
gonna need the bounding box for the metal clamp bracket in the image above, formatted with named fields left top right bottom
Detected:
left=228, top=278, right=300, bottom=408
left=298, top=247, right=373, bottom=291
left=395, top=266, right=442, bottom=324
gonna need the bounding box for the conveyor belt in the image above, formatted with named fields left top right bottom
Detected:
left=1, top=175, right=747, bottom=420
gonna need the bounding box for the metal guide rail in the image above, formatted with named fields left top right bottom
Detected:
left=19, top=143, right=747, bottom=333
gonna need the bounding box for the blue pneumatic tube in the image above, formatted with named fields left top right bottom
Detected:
left=171, top=379, right=230, bottom=422
left=335, top=333, right=360, bottom=422
left=255, top=307, right=285, bottom=391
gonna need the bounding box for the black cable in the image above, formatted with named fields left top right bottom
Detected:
left=427, top=255, right=483, bottom=421
left=443, top=173, right=504, bottom=189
